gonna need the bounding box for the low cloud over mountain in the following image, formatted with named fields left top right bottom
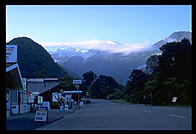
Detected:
left=45, top=31, right=191, bottom=85
left=42, top=39, right=152, bottom=56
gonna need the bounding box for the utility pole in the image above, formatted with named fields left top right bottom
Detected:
left=151, top=91, right=153, bottom=106
left=75, top=84, right=80, bottom=110
left=73, top=80, right=82, bottom=110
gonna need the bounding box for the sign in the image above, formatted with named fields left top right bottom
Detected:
left=172, top=97, right=177, bottom=102
left=44, top=78, right=58, bottom=81
left=6, top=45, right=17, bottom=63
left=42, top=101, right=50, bottom=110
left=38, top=96, right=43, bottom=104
left=27, top=78, right=44, bottom=82
left=73, top=80, right=82, bottom=85
left=11, top=104, right=19, bottom=114
left=21, top=78, right=27, bottom=90
left=52, top=92, right=58, bottom=102
left=65, top=104, right=69, bottom=111
left=27, top=94, right=34, bottom=103
left=34, top=107, right=48, bottom=122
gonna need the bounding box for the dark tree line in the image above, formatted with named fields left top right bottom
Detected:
left=126, top=38, right=192, bottom=105
left=79, top=71, right=123, bottom=99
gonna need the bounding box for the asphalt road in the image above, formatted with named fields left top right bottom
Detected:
left=37, top=99, right=192, bottom=130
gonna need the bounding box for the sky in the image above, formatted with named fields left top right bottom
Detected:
left=6, top=5, right=192, bottom=53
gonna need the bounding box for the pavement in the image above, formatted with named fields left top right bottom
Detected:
left=6, top=105, right=78, bottom=130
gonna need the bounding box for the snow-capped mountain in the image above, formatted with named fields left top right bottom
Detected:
left=46, top=31, right=192, bottom=85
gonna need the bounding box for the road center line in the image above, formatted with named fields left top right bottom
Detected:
left=168, top=114, right=185, bottom=118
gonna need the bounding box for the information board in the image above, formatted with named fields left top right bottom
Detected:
left=6, top=45, right=17, bottom=63
left=52, top=92, right=58, bottom=102
left=21, top=78, right=27, bottom=90
left=73, top=80, right=82, bottom=85
left=172, top=97, right=177, bottom=102
left=34, top=107, right=48, bottom=122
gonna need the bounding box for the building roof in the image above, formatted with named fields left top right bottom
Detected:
left=6, top=63, right=23, bottom=89
left=63, top=91, right=82, bottom=94
left=27, top=78, right=59, bottom=82
left=27, top=78, right=60, bottom=94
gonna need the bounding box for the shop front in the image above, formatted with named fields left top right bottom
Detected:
left=6, top=45, right=28, bottom=117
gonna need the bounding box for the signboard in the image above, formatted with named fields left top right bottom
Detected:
left=21, top=78, right=27, bottom=90
left=6, top=45, right=17, bottom=63
left=65, top=104, right=69, bottom=111
left=27, top=78, right=44, bottom=82
left=172, top=97, right=177, bottom=102
left=42, top=101, right=50, bottom=110
left=44, top=78, right=58, bottom=81
left=28, top=94, right=34, bottom=103
left=11, top=104, right=19, bottom=114
left=73, top=80, right=82, bottom=85
left=34, top=107, right=48, bottom=122
left=38, top=96, right=43, bottom=104
left=52, top=92, right=58, bottom=102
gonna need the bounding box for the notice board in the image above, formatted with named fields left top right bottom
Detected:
left=34, top=107, right=48, bottom=122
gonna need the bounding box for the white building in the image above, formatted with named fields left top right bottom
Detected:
left=6, top=45, right=28, bottom=117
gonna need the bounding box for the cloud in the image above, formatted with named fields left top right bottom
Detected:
left=40, top=40, right=152, bottom=55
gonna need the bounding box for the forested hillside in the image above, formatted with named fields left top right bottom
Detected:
left=7, top=37, right=68, bottom=78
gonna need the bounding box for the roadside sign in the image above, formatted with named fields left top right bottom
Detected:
left=6, top=45, right=17, bottom=63
left=73, top=80, right=82, bottom=85
left=38, top=96, right=43, bottom=104
left=65, top=104, right=69, bottom=111
left=21, top=78, right=27, bottom=90
left=52, top=92, right=58, bottom=102
left=172, top=97, right=177, bottom=102
left=34, top=107, right=48, bottom=122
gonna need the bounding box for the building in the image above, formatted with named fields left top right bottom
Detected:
left=6, top=45, right=28, bottom=117
left=27, top=78, right=61, bottom=102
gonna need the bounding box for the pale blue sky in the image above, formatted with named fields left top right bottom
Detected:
left=6, top=5, right=192, bottom=46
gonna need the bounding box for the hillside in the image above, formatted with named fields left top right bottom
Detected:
left=6, top=37, right=68, bottom=78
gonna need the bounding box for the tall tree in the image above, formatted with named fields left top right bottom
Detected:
left=126, top=69, right=148, bottom=95
left=146, top=55, right=159, bottom=75
left=145, top=38, right=192, bottom=105
left=158, top=38, right=192, bottom=82
left=90, top=75, right=120, bottom=99
left=81, top=71, right=97, bottom=96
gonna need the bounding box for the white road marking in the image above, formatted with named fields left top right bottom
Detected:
left=168, top=114, right=185, bottom=118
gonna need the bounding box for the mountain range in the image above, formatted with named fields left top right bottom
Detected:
left=49, top=31, right=192, bottom=85
left=6, top=31, right=191, bottom=85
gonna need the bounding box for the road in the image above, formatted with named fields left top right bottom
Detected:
left=37, top=99, right=192, bottom=130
